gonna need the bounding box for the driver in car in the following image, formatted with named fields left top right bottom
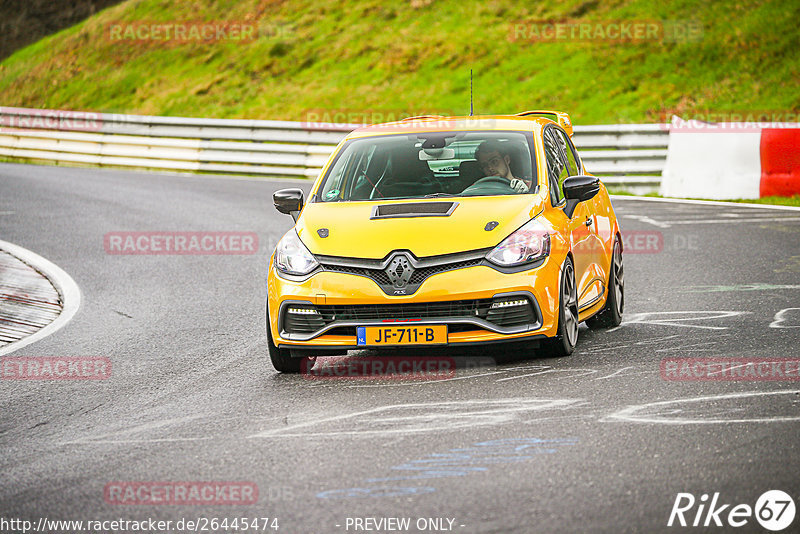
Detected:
left=475, top=140, right=530, bottom=193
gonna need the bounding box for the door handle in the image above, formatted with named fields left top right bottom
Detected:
left=585, top=217, right=593, bottom=227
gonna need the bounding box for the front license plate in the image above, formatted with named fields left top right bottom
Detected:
left=357, top=325, right=448, bottom=346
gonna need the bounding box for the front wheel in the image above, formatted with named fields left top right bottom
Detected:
left=266, top=307, right=304, bottom=373
left=586, top=238, right=624, bottom=329
left=541, top=256, right=579, bottom=357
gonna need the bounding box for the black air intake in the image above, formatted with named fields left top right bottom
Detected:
left=371, top=202, right=458, bottom=219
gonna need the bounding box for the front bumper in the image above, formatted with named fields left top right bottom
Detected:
left=267, top=256, right=561, bottom=350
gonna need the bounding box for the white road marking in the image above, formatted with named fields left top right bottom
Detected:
left=770, top=308, right=800, bottom=328
left=659, top=216, right=800, bottom=225
left=654, top=340, right=719, bottom=352
left=495, top=368, right=597, bottom=382
left=60, top=437, right=213, bottom=444
left=623, top=214, right=672, bottom=228
left=306, top=370, right=509, bottom=388
left=610, top=195, right=800, bottom=212
left=619, top=311, right=747, bottom=330
left=594, top=366, right=637, bottom=380
left=581, top=343, right=632, bottom=353
left=248, top=399, right=583, bottom=438
left=632, top=334, right=682, bottom=345
left=494, top=369, right=561, bottom=382
left=60, top=415, right=206, bottom=444
left=605, top=390, right=800, bottom=424
left=685, top=284, right=800, bottom=293
left=501, top=365, right=552, bottom=371
left=0, top=239, right=81, bottom=356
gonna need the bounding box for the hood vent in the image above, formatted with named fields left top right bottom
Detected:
left=371, top=201, right=459, bottom=219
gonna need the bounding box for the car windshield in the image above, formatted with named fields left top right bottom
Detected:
left=316, top=131, right=536, bottom=202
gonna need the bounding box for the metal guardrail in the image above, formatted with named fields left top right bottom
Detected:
left=0, top=107, right=666, bottom=186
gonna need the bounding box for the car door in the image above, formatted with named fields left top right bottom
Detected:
left=553, top=127, right=610, bottom=310
left=543, top=127, right=603, bottom=311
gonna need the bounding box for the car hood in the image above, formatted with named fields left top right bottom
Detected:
left=295, top=194, right=545, bottom=259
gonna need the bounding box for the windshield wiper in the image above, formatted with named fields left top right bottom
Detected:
left=423, top=192, right=455, bottom=198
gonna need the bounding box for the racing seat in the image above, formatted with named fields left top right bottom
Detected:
left=504, top=142, right=535, bottom=186
left=351, top=147, right=391, bottom=200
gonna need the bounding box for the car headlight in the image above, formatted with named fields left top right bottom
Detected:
left=486, top=219, right=550, bottom=267
left=275, top=230, right=319, bottom=276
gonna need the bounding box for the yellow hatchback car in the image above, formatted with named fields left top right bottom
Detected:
left=266, top=111, right=623, bottom=372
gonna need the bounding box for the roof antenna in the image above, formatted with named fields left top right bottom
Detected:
left=469, top=69, right=474, bottom=116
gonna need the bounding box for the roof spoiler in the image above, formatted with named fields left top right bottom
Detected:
left=516, top=110, right=573, bottom=136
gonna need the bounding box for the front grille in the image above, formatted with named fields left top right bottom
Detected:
left=281, top=296, right=540, bottom=337
left=316, top=299, right=494, bottom=322
left=408, top=258, right=483, bottom=284
left=319, top=250, right=488, bottom=295
left=324, top=259, right=483, bottom=287
left=322, top=264, right=392, bottom=285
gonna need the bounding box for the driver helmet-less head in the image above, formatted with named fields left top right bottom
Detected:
left=475, top=140, right=514, bottom=180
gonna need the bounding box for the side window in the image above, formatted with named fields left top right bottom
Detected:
left=319, top=150, right=352, bottom=201
left=552, top=128, right=580, bottom=176
left=543, top=129, right=569, bottom=205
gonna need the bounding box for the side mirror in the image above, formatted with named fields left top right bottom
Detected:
left=563, top=175, right=600, bottom=218
left=273, top=188, right=304, bottom=221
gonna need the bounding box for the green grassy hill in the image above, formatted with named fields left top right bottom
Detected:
left=1, top=0, right=797, bottom=124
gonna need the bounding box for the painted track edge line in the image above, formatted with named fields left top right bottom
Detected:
left=610, top=194, right=800, bottom=212
left=0, top=161, right=311, bottom=185
left=0, top=239, right=81, bottom=356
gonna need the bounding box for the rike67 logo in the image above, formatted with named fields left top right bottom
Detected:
left=668, top=490, right=796, bottom=531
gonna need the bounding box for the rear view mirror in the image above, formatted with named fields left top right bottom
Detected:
left=273, top=188, right=304, bottom=221
left=419, top=148, right=456, bottom=160
left=563, top=175, right=600, bottom=218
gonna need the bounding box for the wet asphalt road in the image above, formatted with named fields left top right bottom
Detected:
left=1, top=162, right=800, bottom=533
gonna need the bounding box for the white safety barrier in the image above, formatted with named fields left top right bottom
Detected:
left=0, top=107, right=667, bottom=187
left=660, top=130, right=762, bottom=199
left=660, top=117, right=800, bottom=199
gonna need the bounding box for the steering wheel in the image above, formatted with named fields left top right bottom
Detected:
left=461, top=175, right=515, bottom=195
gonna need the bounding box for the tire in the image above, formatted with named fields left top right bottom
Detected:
left=586, top=238, right=624, bottom=329
left=266, top=306, right=303, bottom=373
left=541, top=256, right=579, bottom=357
